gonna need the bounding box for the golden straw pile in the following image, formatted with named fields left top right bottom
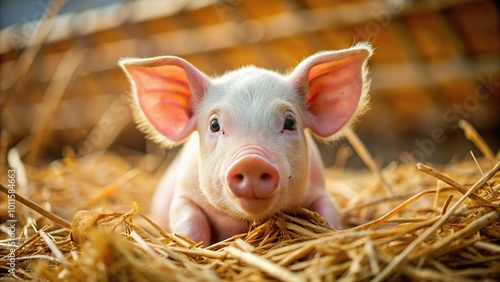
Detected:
left=1, top=120, right=499, bottom=281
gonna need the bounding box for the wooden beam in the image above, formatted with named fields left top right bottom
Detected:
left=0, top=0, right=480, bottom=55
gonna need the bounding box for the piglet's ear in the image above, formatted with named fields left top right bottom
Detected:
left=119, top=56, right=209, bottom=147
left=289, top=43, right=373, bottom=140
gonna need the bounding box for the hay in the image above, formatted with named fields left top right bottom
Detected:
left=1, top=124, right=499, bottom=281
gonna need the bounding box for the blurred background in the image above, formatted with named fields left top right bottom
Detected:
left=1, top=0, right=499, bottom=169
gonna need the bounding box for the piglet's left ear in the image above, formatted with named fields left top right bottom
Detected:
left=288, top=43, right=373, bottom=140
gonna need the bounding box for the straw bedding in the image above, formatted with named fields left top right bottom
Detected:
left=1, top=125, right=499, bottom=281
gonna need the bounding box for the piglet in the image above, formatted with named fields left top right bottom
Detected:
left=119, top=43, right=372, bottom=246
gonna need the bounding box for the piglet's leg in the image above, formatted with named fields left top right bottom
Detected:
left=308, top=191, right=342, bottom=230
left=170, top=197, right=211, bottom=246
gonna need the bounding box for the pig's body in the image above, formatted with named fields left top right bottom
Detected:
left=151, top=131, right=336, bottom=244
left=119, top=43, right=373, bottom=246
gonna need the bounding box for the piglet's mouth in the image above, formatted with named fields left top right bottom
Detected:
left=233, top=196, right=277, bottom=216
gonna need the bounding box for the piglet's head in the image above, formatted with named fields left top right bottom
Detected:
left=119, top=43, right=372, bottom=220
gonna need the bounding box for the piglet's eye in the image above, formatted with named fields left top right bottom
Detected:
left=283, top=115, right=296, bottom=131
left=210, top=119, right=220, bottom=132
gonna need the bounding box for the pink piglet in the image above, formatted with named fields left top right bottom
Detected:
left=119, top=43, right=373, bottom=246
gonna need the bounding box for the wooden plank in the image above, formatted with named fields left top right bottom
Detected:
left=448, top=0, right=500, bottom=55
left=404, top=12, right=458, bottom=61
left=0, top=0, right=480, bottom=56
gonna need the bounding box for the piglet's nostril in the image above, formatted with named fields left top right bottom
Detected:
left=260, top=173, right=271, bottom=180
left=236, top=174, right=244, bottom=181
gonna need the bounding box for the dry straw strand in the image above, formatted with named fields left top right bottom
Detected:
left=459, top=119, right=496, bottom=161
left=0, top=183, right=71, bottom=229
left=373, top=161, right=500, bottom=282
left=226, top=246, right=303, bottom=282
left=344, top=127, right=395, bottom=196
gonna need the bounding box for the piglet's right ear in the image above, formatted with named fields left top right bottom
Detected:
left=119, top=56, right=210, bottom=147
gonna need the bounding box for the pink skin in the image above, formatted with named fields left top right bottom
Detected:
left=119, top=43, right=372, bottom=246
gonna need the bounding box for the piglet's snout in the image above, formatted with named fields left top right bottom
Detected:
left=226, top=155, right=280, bottom=199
